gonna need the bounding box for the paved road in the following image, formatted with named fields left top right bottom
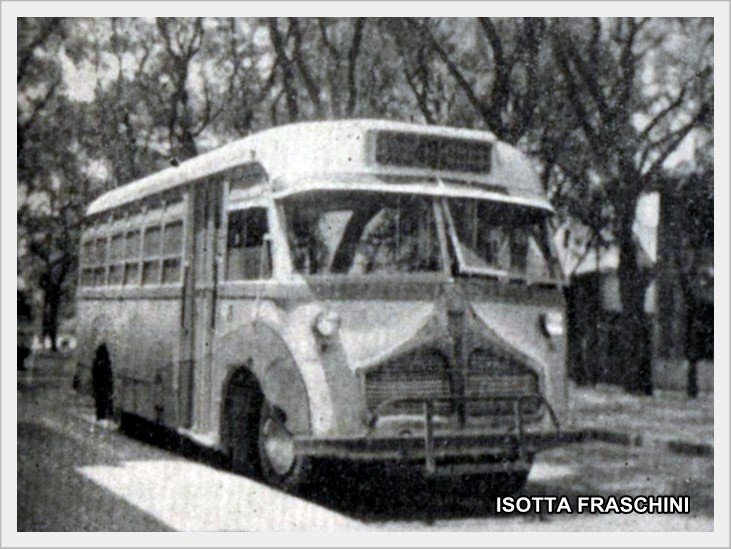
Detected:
left=17, top=375, right=713, bottom=531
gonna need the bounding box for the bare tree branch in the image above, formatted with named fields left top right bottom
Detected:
left=552, top=36, right=605, bottom=155
left=267, top=18, right=299, bottom=122
left=18, top=18, right=62, bottom=83
left=478, top=18, right=510, bottom=136
left=402, top=53, right=435, bottom=124
left=639, top=82, right=691, bottom=141
left=317, top=19, right=341, bottom=61
left=346, top=18, right=365, bottom=115
left=289, top=18, right=323, bottom=117
left=562, top=32, right=613, bottom=127
left=641, top=102, right=711, bottom=182
left=18, top=76, right=60, bottom=133
left=615, top=17, right=641, bottom=112
left=414, top=20, right=491, bottom=126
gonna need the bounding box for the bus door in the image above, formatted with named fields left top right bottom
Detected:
left=179, top=178, right=223, bottom=430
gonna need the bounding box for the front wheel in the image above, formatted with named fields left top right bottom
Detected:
left=258, top=401, right=311, bottom=491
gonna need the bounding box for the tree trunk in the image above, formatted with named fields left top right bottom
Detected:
left=616, top=208, right=653, bottom=395
left=42, top=284, right=61, bottom=352
left=687, top=359, right=699, bottom=398
left=179, top=124, right=198, bottom=160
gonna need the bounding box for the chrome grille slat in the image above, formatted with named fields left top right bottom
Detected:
left=364, top=348, right=540, bottom=418
left=465, top=350, right=540, bottom=416
left=365, top=352, right=452, bottom=415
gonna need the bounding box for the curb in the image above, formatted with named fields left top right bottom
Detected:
left=582, top=428, right=712, bottom=457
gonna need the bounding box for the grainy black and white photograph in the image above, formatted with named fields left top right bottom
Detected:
left=5, top=3, right=725, bottom=541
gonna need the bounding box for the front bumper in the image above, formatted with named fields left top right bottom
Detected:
left=295, top=394, right=584, bottom=476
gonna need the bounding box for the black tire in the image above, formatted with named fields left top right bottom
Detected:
left=91, top=347, right=114, bottom=420
left=226, top=370, right=311, bottom=490
left=227, top=381, right=264, bottom=477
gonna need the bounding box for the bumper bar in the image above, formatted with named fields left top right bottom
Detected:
left=296, top=394, right=574, bottom=475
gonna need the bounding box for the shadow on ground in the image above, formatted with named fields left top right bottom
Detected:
left=17, top=421, right=173, bottom=531
left=118, top=416, right=591, bottom=525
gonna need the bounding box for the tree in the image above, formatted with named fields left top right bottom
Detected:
left=17, top=16, right=713, bottom=372
left=402, top=18, right=555, bottom=144
left=382, top=18, right=457, bottom=125
left=550, top=17, right=713, bottom=394
left=17, top=18, right=65, bottom=187
left=17, top=17, right=270, bottom=345
left=73, top=17, right=264, bottom=189
left=265, top=18, right=371, bottom=123
left=84, top=18, right=165, bottom=184
left=17, top=18, right=96, bottom=349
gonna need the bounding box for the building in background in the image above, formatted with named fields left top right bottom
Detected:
left=560, top=170, right=713, bottom=393
left=654, top=171, right=713, bottom=395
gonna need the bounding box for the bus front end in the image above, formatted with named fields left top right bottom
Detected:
left=278, top=185, right=572, bottom=484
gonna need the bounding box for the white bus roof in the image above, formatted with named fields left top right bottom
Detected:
left=86, top=119, right=551, bottom=216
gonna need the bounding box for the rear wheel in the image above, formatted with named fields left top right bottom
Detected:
left=91, top=347, right=113, bottom=420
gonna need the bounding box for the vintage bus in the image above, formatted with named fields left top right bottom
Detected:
left=76, top=120, right=571, bottom=492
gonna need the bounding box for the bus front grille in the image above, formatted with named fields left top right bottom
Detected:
left=465, top=349, right=540, bottom=417
left=364, top=349, right=540, bottom=419
left=364, top=350, right=453, bottom=415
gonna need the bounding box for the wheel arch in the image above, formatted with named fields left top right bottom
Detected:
left=219, top=363, right=264, bottom=453
left=214, top=321, right=311, bottom=450
left=76, top=310, right=119, bottom=394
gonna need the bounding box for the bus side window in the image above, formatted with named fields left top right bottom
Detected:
left=142, top=226, right=162, bottom=285
left=80, top=234, right=108, bottom=287
left=108, top=233, right=125, bottom=285
left=124, top=230, right=141, bottom=286
left=226, top=208, right=271, bottom=280
left=162, top=221, right=184, bottom=284
left=93, top=237, right=108, bottom=286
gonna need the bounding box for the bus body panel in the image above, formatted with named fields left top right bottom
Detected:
left=210, top=297, right=365, bottom=440
left=76, top=292, right=182, bottom=425
left=86, top=120, right=551, bottom=218
left=201, top=276, right=567, bottom=445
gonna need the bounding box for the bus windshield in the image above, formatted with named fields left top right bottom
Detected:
left=283, top=192, right=442, bottom=275
left=445, top=198, right=559, bottom=283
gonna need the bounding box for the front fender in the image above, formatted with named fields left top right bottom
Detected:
left=213, top=300, right=367, bottom=440
left=214, top=322, right=311, bottom=437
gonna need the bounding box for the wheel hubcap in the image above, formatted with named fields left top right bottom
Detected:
left=261, top=414, right=295, bottom=476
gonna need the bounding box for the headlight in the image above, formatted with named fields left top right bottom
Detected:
left=313, top=310, right=341, bottom=338
left=540, top=311, right=564, bottom=338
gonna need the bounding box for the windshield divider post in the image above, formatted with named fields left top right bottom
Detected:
left=432, top=195, right=452, bottom=278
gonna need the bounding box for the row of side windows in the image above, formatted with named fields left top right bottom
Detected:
left=81, top=204, right=272, bottom=287
left=80, top=220, right=184, bottom=287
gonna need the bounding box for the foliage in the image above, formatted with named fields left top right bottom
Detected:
left=17, top=17, right=713, bottom=381
left=17, top=18, right=95, bottom=348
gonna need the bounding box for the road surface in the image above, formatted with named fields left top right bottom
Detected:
left=17, top=374, right=713, bottom=531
